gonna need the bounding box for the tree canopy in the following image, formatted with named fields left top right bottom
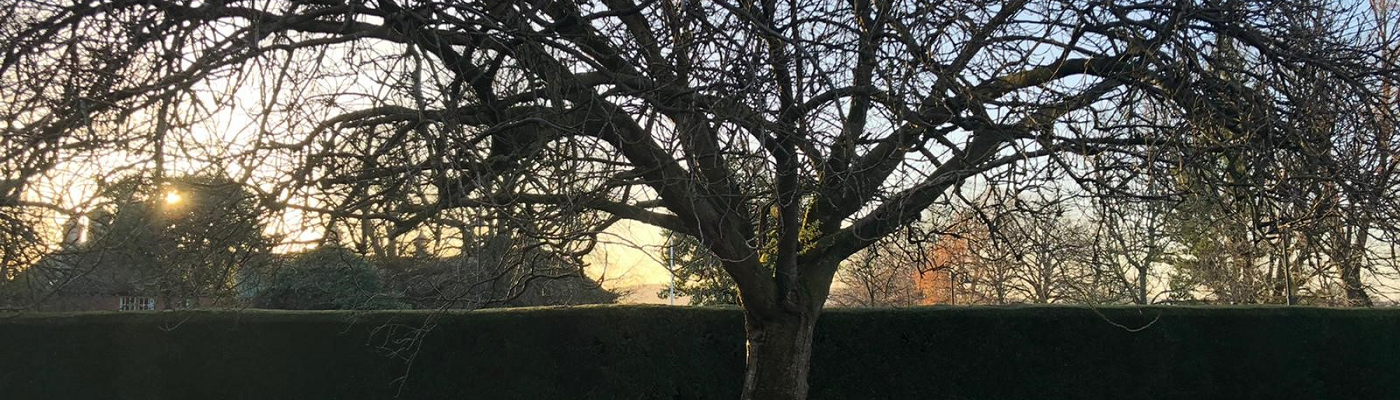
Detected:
left=252, top=246, right=405, bottom=310
left=1, top=174, right=272, bottom=308
left=4, top=0, right=1400, bottom=398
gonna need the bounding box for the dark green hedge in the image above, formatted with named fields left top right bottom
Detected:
left=1, top=306, right=1396, bottom=399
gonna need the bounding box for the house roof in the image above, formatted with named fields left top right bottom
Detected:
left=21, top=249, right=152, bottom=296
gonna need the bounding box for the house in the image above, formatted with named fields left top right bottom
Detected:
left=378, top=235, right=618, bottom=309
left=5, top=249, right=233, bottom=311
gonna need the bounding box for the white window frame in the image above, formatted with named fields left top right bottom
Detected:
left=119, top=296, right=155, bottom=311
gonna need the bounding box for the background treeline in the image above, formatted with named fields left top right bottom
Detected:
left=0, top=173, right=615, bottom=311
left=677, top=188, right=1400, bottom=308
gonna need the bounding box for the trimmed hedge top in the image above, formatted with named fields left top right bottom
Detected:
left=2, top=305, right=1397, bottom=399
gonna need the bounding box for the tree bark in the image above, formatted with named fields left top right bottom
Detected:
left=1339, top=223, right=1374, bottom=307
left=741, top=310, right=818, bottom=400
left=1340, top=264, right=1372, bottom=307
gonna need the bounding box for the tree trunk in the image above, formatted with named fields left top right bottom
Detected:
left=1339, top=223, right=1374, bottom=307
left=741, top=310, right=818, bottom=400
left=1339, top=263, right=1372, bottom=307
left=1136, top=263, right=1149, bottom=305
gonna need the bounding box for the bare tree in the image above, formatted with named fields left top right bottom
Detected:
left=5, top=0, right=1400, bottom=398
left=934, top=193, right=1106, bottom=305
left=829, top=238, right=921, bottom=307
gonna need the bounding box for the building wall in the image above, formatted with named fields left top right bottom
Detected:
left=916, top=234, right=970, bottom=305
left=34, top=295, right=121, bottom=312
left=33, top=295, right=225, bottom=312
left=916, top=269, right=955, bottom=305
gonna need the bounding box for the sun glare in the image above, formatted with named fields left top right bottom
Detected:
left=164, top=191, right=182, bottom=205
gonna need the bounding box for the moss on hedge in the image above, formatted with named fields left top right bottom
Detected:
left=1, top=305, right=1396, bottom=399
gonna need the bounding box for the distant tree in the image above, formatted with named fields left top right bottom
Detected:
left=379, top=229, right=618, bottom=310
left=0, top=211, right=41, bottom=283
left=829, top=239, right=921, bottom=307
left=1087, top=195, right=1171, bottom=305
left=0, top=209, right=45, bottom=310
left=914, top=193, right=1101, bottom=305
left=902, top=207, right=992, bottom=305
left=1162, top=195, right=1266, bottom=303
left=982, top=197, right=1097, bottom=304
left=253, top=247, right=405, bottom=310
left=658, top=230, right=740, bottom=305
left=74, top=174, right=271, bottom=306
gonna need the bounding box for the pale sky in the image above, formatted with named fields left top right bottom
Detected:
left=584, top=220, right=673, bottom=289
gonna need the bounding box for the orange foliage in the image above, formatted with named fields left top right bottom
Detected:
left=914, top=235, right=971, bottom=305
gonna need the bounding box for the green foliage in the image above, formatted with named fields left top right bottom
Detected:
left=252, top=247, right=406, bottom=310
left=1162, top=191, right=1270, bottom=303
left=658, top=230, right=740, bottom=305
left=0, top=306, right=1396, bottom=399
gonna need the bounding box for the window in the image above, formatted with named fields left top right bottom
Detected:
left=118, top=297, right=155, bottom=311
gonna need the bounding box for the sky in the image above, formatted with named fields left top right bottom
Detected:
left=585, top=220, right=675, bottom=289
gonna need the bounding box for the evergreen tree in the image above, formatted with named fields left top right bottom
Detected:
left=658, top=229, right=740, bottom=305
left=253, top=246, right=405, bottom=310
left=80, top=173, right=271, bottom=305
